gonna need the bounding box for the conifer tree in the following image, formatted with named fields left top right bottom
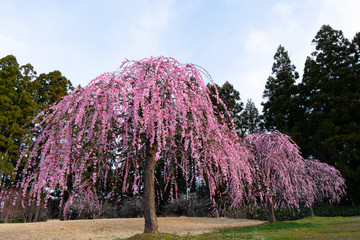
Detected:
left=241, top=99, right=262, bottom=134
left=300, top=25, right=360, bottom=203
left=0, top=56, right=38, bottom=191
left=262, top=45, right=299, bottom=134
left=35, top=70, right=74, bottom=110
left=208, top=81, right=244, bottom=134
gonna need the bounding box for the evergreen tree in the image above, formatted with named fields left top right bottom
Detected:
left=262, top=45, right=299, bottom=134
left=35, top=70, right=74, bottom=110
left=300, top=25, right=360, bottom=203
left=208, top=81, right=244, bottom=134
left=349, top=32, right=360, bottom=204
left=0, top=55, right=74, bottom=192
left=0, top=55, right=38, bottom=190
left=241, top=99, right=262, bottom=134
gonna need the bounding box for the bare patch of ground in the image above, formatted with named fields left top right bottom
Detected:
left=0, top=217, right=264, bottom=240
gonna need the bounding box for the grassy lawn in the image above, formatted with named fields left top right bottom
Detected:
left=125, top=216, right=360, bottom=240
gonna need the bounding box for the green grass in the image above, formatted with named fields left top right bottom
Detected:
left=121, top=216, right=360, bottom=240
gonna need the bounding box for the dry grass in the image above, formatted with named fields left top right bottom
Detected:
left=0, top=217, right=264, bottom=240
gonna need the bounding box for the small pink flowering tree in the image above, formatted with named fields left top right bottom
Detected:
left=10, top=56, right=252, bottom=233
left=0, top=188, right=26, bottom=222
left=305, top=159, right=346, bottom=216
left=245, top=130, right=315, bottom=223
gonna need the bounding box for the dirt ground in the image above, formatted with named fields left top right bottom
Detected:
left=0, top=217, right=264, bottom=240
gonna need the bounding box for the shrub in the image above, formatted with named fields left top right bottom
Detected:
left=160, top=193, right=212, bottom=217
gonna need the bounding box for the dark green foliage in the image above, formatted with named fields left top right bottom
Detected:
left=0, top=55, right=38, bottom=189
left=261, top=26, right=360, bottom=204
left=35, top=70, right=74, bottom=110
left=207, top=81, right=263, bottom=135
left=0, top=55, right=73, bottom=193
left=236, top=205, right=308, bottom=221
left=312, top=204, right=360, bottom=217
left=207, top=81, right=244, bottom=134
left=160, top=194, right=212, bottom=217
left=299, top=25, right=360, bottom=204
left=241, top=99, right=262, bottom=134
left=240, top=204, right=360, bottom=222
left=262, top=45, right=299, bottom=134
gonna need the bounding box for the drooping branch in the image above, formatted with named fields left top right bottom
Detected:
left=8, top=57, right=252, bottom=228
left=245, top=130, right=315, bottom=222
left=305, top=158, right=346, bottom=204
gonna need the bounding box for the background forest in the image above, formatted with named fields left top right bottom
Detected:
left=0, top=24, right=359, bottom=222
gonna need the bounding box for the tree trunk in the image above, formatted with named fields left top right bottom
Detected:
left=59, top=190, right=69, bottom=220
left=59, top=177, right=73, bottom=220
left=0, top=148, right=10, bottom=192
left=27, top=203, right=36, bottom=222
left=268, top=200, right=276, bottom=223
left=0, top=172, right=5, bottom=192
left=34, top=195, right=45, bottom=222
left=143, top=143, right=158, bottom=233
left=309, top=205, right=315, bottom=217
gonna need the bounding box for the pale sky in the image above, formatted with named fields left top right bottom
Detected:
left=1, top=0, right=360, bottom=110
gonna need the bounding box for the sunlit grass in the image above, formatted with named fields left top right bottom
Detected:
left=122, top=216, right=360, bottom=240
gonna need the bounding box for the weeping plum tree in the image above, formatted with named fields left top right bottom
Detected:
left=8, top=57, right=252, bottom=233
left=245, top=131, right=315, bottom=223
left=305, top=159, right=346, bottom=217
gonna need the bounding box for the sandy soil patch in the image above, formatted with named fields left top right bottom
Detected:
left=0, top=217, right=264, bottom=240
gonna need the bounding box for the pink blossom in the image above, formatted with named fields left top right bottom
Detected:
left=245, top=131, right=315, bottom=209
left=7, top=56, right=253, bottom=218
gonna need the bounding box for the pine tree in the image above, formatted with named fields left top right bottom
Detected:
left=262, top=45, right=299, bottom=134
left=241, top=99, right=262, bottom=134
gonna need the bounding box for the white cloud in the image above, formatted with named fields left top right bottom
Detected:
left=232, top=1, right=314, bottom=109
left=317, top=0, right=360, bottom=39
left=244, top=30, right=275, bottom=55
left=127, top=0, right=175, bottom=58
left=0, top=34, right=26, bottom=51
left=1, top=0, right=359, bottom=111
left=272, top=2, right=294, bottom=18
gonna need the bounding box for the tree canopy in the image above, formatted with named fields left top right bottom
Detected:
left=305, top=159, right=346, bottom=205
left=241, top=99, right=262, bottom=134
left=262, top=45, right=299, bottom=134
left=11, top=56, right=252, bottom=232
left=245, top=131, right=315, bottom=222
